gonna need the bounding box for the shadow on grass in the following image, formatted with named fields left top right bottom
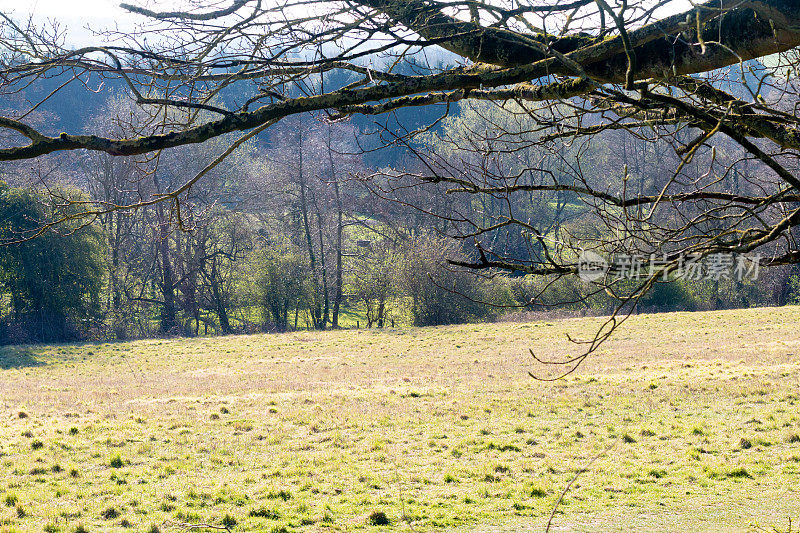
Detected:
left=0, top=347, right=45, bottom=369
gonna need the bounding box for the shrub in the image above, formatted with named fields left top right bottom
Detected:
left=257, top=244, right=309, bottom=332
left=399, top=234, right=499, bottom=326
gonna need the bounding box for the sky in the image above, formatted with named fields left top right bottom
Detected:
left=0, top=0, right=694, bottom=47
left=0, top=0, right=154, bottom=44
left=3, top=0, right=125, bottom=19
left=0, top=0, right=127, bottom=46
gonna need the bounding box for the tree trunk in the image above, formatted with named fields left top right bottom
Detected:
left=329, top=126, right=344, bottom=328
left=296, top=122, right=324, bottom=329
left=210, top=259, right=233, bottom=334
left=316, top=209, right=329, bottom=330
left=156, top=202, right=178, bottom=334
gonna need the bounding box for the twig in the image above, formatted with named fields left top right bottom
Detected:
left=162, top=520, right=232, bottom=532
left=545, top=440, right=617, bottom=533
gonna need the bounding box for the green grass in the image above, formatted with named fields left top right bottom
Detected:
left=1, top=306, right=799, bottom=532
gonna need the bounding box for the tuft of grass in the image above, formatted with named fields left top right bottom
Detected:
left=231, top=420, right=253, bottom=432
left=74, top=524, right=89, bottom=533
left=221, top=514, right=237, bottom=528
left=17, top=411, right=28, bottom=419
left=69, top=427, right=79, bottom=435
left=726, top=467, right=752, bottom=479
left=109, top=455, right=124, bottom=468
left=100, top=507, right=120, bottom=520
left=266, top=490, right=292, bottom=501
left=529, top=485, right=548, bottom=498
left=622, top=433, right=637, bottom=443
left=485, top=441, right=520, bottom=452
left=249, top=507, right=280, bottom=519
left=367, top=510, right=390, bottom=526
left=740, top=438, right=753, bottom=449
left=30, top=439, right=44, bottom=450
left=4, top=494, right=18, bottom=507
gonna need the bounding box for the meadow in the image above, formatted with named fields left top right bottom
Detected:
left=1, top=306, right=799, bottom=532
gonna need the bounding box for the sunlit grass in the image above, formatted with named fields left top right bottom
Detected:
left=1, top=306, right=799, bottom=531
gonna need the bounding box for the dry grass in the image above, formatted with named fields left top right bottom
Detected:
left=1, top=306, right=799, bottom=532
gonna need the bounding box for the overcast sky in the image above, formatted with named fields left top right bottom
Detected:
left=4, top=0, right=126, bottom=18
left=0, top=0, right=151, bottom=44
left=0, top=0, right=694, bottom=47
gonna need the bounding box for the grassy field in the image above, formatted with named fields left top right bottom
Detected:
left=1, top=307, right=799, bottom=533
